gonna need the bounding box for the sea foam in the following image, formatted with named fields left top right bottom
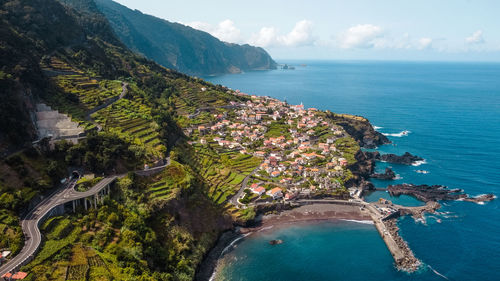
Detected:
left=412, top=160, right=427, bottom=166
left=341, top=219, right=374, bottom=225
left=220, top=233, right=251, bottom=256
left=382, top=130, right=411, bottom=137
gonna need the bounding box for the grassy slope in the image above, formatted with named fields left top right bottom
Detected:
left=0, top=0, right=252, bottom=280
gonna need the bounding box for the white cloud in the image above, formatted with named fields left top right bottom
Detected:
left=393, top=33, right=413, bottom=49
left=338, top=24, right=384, bottom=49
left=250, top=27, right=279, bottom=47
left=250, top=20, right=316, bottom=47
left=279, top=20, right=315, bottom=46
left=418, top=37, right=433, bottom=50
left=187, top=19, right=241, bottom=43
left=334, top=25, right=438, bottom=51
left=465, top=30, right=484, bottom=44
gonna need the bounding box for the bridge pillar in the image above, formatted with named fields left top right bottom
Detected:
left=72, top=200, right=76, bottom=212
left=84, top=198, right=87, bottom=210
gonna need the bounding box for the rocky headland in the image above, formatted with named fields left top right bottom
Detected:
left=364, top=151, right=424, bottom=165
left=387, top=184, right=495, bottom=203
left=327, top=113, right=391, bottom=148
left=381, top=152, right=424, bottom=165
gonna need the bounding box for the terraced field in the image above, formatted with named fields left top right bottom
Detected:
left=39, top=58, right=122, bottom=130
left=52, top=75, right=123, bottom=109
left=146, top=161, right=192, bottom=201
left=24, top=216, right=114, bottom=280
left=42, top=57, right=84, bottom=74
left=173, top=85, right=240, bottom=116
left=91, top=98, right=165, bottom=158
left=148, top=181, right=172, bottom=200
left=181, top=143, right=260, bottom=205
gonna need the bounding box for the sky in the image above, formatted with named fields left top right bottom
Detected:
left=113, top=0, right=500, bottom=61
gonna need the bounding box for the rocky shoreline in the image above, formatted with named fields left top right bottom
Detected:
left=387, top=184, right=495, bottom=203
left=326, top=113, right=391, bottom=149
left=371, top=167, right=396, bottom=180
left=195, top=230, right=242, bottom=281
left=364, top=151, right=424, bottom=165
left=196, top=114, right=495, bottom=280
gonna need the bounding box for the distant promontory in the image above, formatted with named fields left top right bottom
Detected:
left=95, top=0, right=277, bottom=76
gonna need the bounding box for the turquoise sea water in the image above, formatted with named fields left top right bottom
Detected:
left=206, top=61, right=500, bottom=281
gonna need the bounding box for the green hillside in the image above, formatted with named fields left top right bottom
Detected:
left=0, top=0, right=249, bottom=280
left=94, top=0, right=277, bottom=76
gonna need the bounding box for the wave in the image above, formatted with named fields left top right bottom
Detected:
left=382, top=130, right=411, bottom=137
left=415, top=217, right=427, bottom=225
left=474, top=194, right=497, bottom=199
left=415, top=169, right=430, bottom=174
left=341, top=219, right=374, bottom=225
left=428, top=265, right=449, bottom=280
left=257, top=225, right=275, bottom=232
left=373, top=126, right=383, bottom=130
left=412, top=160, right=427, bottom=166
left=220, top=233, right=251, bottom=257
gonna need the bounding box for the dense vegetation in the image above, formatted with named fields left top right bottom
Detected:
left=0, top=0, right=256, bottom=279
left=0, top=0, right=366, bottom=280
left=94, top=0, right=277, bottom=76
left=22, top=165, right=230, bottom=281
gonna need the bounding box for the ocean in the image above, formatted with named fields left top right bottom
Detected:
left=206, top=61, right=500, bottom=281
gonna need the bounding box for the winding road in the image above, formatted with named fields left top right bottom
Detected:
left=85, top=82, right=128, bottom=130
left=0, top=176, right=117, bottom=276
left=0, top=156, right=171, bottom=277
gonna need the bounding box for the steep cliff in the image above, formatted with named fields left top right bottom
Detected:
left=94, top=0, right=277, bottom=76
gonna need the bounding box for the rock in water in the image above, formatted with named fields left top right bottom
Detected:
left=387, top=184, right=495, bottom=203
left=380, top=152, right=423, bottom=165
left=371, top=168, right=397, bottom=180
left=269, top=239, right=283, bottom=245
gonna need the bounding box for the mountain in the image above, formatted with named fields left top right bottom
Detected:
left=0, top=0, right=250, bottom=279
left=94, top=0, right=277, bottom=76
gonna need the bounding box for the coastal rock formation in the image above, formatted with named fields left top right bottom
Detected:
left=398, top=201, right=441, bottom=219
left=345, top=150, right=376, bottom=190
left=363, top=151, right=424, bottom=165
left=371, top=168, right=396, bottom=180
left=462, top=194, right=496, bottom=203
left=387, top=184, right=495, bottom=203
left=352, top=150, right=376, bottom=176
left=388, top=184, right=464, bottom=202
left=380, top=152, right=423, bottom=165
left=326, top=113, right=391, bottom=148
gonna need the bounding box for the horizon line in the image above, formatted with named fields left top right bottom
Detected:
left=272, top=58, right=500, bottom=64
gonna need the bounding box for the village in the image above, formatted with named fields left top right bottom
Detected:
left=184, top=90, right=358, bottom=206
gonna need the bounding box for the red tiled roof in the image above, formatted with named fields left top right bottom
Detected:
left=254, top=186, right=266, bottom=193
left=12, top=272, right=28, bottom=279
left=269, top=187, right=282, bottom=194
